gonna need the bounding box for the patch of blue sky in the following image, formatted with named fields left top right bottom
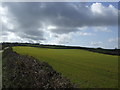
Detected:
left=68, top=26, right=118, bottom=49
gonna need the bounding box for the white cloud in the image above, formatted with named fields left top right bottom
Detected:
left=77, top=26, right=88, bottom=31
left=45, top=33, right=72, bottom=45
left=0, top=6, right=14, bottom=30
left=0, top=5, right=8, bottom=15
left=56, top=34, right=71, bottom=44
left=108, top=38, right=119, bottom=43
left=91, top=3, right=104, bottom=15
left=47, top=25, right=57, bottom=30
left=91, top=3, right=118, bottom=16
left=108, top=38, right=119, bottom=49
left=108, top=4, right=118, bottom=16
left=1, top=32, right=22, bottom=42
left=93, top=26, right=112, bottom=32
left=91, top=41, right=103, bottom=47
left=77, top=32, right=93, bottom=36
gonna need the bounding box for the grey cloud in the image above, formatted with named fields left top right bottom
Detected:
left=2, top=2, right=118, bottom=42
left=2, top=2, right=46, bottom=41
left=50, top=27, right=79, bottom=34
left=17, top=30, right=45, bottom=41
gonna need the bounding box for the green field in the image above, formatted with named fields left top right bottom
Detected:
left=13, top=46, right=118, bottom=88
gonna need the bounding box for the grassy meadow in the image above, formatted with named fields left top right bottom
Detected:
left=13, top=46, right=118, bottom=88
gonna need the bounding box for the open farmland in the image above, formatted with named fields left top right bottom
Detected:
left=13, top=46, right=118, bottom=88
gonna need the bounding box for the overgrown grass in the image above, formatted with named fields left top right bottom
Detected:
left=13, top=46, right=118, bottom=88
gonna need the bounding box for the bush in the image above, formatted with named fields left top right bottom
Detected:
left=2, top=47, right=75, bottom=89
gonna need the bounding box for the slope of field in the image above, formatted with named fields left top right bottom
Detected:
left=13, top=46, right=118, bottom=88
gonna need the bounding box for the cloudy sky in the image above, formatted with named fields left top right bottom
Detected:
left=0, top=2, right=119, bottom=49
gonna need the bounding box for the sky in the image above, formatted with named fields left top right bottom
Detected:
left=0, top=2, right=119, bottom=49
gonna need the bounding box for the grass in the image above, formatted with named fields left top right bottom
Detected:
left=13, top=46, right=118, bottom=88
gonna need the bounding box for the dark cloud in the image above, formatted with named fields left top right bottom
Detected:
left=2, top=2, right=118, bottom=42
left=50, top=27, right=79, bottom=34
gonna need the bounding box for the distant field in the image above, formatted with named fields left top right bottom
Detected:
left=13, top=46, right=118, bottom=88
